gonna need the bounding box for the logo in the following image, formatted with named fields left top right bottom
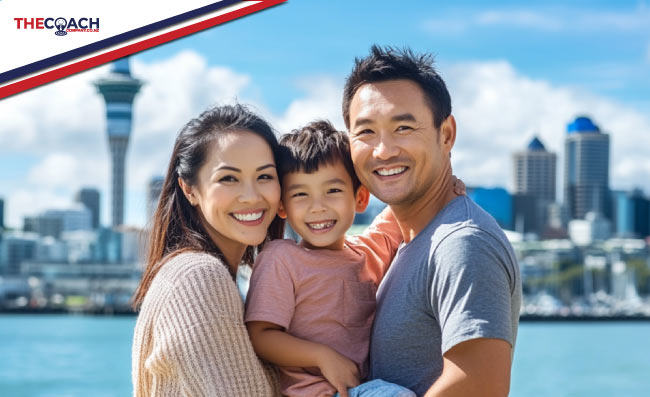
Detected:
left=54, top=18, right=67, bottom=36
left=14, top=17, right=100, bottom=36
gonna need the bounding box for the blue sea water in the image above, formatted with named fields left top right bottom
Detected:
left=0, top=315, right=648, bottom=396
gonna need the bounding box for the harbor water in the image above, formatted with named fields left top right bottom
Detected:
left=0, top=315, right=648, bottom=396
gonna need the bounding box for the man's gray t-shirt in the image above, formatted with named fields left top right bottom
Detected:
left=369, top=196, right=522, bottom=396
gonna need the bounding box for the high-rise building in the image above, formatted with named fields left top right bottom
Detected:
left=564, top=116, right=610, bottom=221
left=0, top=232, right=38, bottom=275
left=513, top=136, right=556, bottom=202
left=513, top=136, right=557, bottom=235
left=611, top=189, right=650, bottom=238
left=512, top=193, right=538, bottom=235
left=23, top=206, right=93, bottom=239
left=95, top=58, right=142, bottom=227
left=0, top=197, right=4, bottom=229
left=147, top=176, right=165, bottom=221
left=75, top=188, right=101, bottom=229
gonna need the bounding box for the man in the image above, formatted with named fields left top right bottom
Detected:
left=343, top=45, right=522, bottom=397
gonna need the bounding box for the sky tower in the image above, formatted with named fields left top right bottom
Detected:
left=94, top=58, right=142, bottom=227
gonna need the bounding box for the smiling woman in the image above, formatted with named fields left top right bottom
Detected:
left=130, top=104, right=283, bottom=396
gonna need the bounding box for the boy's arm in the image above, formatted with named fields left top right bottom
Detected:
left=247, top=321, right=360, bottom=397
left=351, top=178, right=466, bottom=284
left=348, top=206, right=402, bottom=284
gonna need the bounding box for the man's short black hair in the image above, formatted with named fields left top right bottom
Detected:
left=342, top=45, right=452, bottom=130
left=278, top=120, right=361, bottom=192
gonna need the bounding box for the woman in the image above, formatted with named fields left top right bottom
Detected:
left=131, top=104, right=283, bottom=396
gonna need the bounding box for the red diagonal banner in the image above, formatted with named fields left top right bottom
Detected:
left=0, top=0, right=286, bottom=100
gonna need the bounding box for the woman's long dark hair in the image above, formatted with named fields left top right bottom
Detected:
left=132, top=104, right=285, bottom=309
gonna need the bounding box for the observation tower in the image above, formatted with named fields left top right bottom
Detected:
left=94, top=58, right=142, bottom=227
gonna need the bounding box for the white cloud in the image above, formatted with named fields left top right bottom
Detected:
left=422, top=6, right=650, bottom=34
left=0, top=67, right=106, bottom=155
left=1, top=50, right=253, bottom=227
left=476, top=10, right=562, bottom=31
left=28, top=153, right=83, bottom=187
left=2, top=51, right=650, bottom=228
left=8, top=189, right=72, bottom=228
left=271, top=76, right=344, bottom=134
left=444, top=60, right=650, bottom=198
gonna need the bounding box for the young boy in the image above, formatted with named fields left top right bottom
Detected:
left=244, top=120, right=416, bottom=397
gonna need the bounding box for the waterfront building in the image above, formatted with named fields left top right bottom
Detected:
left=611, top=189, right=650, bottom=238
left=514, top=136, right=557, bottom=202
left=513, top=136, right=557, bottom=235
left=95, top=227, right=123, bottom=264
left=62, top=230, right=99, bottom=263
left=116, top=225, right=145, bottom=265
left=0, top=232, right=38, bottom=275
left=146, top=176, right=164, bottom=222
left=512, top=194, right=538, bottom=235
left=0, top=197, right=4, bottom=230
left=545, top=202, right=570, bottom=238
left=44, top=206, right=92, bottom=233
left=23, top=206, right=92, bottom=240
left=511, top=238, right=581, bottom=299
left=468, top=187, right=513, bottom=229
left=75, top=188, right=101, bottom=229
left=35, top=237, right=68, bottom=263
left=23, top=213, right=62, bottom=238
left=568, top=212, right=612, bottom=246
left=564, top=116, right=610, bottom=221
left=94, top=58, right=142, bottom=227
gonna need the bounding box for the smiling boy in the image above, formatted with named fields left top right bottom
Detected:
left=244, top=120, right=415, bottom=397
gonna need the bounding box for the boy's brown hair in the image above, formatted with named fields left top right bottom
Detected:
left=278, top=120, right=361, bottom=192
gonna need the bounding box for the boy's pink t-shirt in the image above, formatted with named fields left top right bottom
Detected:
left=244, top=208, right=402, bottom=397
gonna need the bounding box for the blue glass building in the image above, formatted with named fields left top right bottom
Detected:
left=0, top=197, right=4, bottom=230
left=468, top=187, right=513, bottom=230
left=564, top=116, right=610, bottom=221
left=611, top=190, right=650, bottom=238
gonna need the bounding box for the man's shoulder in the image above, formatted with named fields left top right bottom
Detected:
left=427, top=196, right=511, bottom=248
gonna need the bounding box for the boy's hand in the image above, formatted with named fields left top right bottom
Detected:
left=317, top=346, right=360, bottom=397
left=452, top=175, right=466, bottom=196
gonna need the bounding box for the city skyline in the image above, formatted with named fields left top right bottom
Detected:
left=0, top=0, right=649, bottom=228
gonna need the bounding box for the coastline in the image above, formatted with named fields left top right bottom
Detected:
left=2, top=308, right=650, bottom=321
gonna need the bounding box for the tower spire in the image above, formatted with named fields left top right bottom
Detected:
left=94, top=57, right=142, bottom=227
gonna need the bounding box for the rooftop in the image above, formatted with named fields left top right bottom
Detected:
left=567, top=116, right=600, bottom=134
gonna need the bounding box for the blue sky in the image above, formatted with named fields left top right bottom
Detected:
left=1, top=0, right=649, bottom=227
left=137, top=0, right=650, bottom=111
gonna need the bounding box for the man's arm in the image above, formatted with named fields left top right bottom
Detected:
left=428, top=227, right=518, bottom=397
left=424, top=338, right=512, bottom=397
left=247, top=321, right=360, bottom=397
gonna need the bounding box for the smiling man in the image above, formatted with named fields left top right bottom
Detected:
left=343, top=46, right=522, bottom=397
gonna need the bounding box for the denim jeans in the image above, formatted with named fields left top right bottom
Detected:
left=333, top=379, right=416, bottom=397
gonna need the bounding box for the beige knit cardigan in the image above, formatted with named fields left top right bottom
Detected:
left=132, top=251, right=280, bottom=396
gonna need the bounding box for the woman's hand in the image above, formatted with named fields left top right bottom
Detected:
left=317, top=345, right=360, bottom=397
left=452, top=175, right=466, bottom=196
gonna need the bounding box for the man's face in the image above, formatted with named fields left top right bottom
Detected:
left=348, top=79, right=451, bottom=207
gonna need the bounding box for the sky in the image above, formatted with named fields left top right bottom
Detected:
left=1, top=0, right=649, bottom=228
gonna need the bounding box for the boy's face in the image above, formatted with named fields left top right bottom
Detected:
left=280, top=161, right=368, bottom=250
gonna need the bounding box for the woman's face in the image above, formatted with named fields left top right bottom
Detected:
left=185, top=130, right=281, bottom=258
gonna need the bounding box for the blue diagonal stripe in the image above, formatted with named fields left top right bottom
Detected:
left=0, top=0, right=242, bottom=85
